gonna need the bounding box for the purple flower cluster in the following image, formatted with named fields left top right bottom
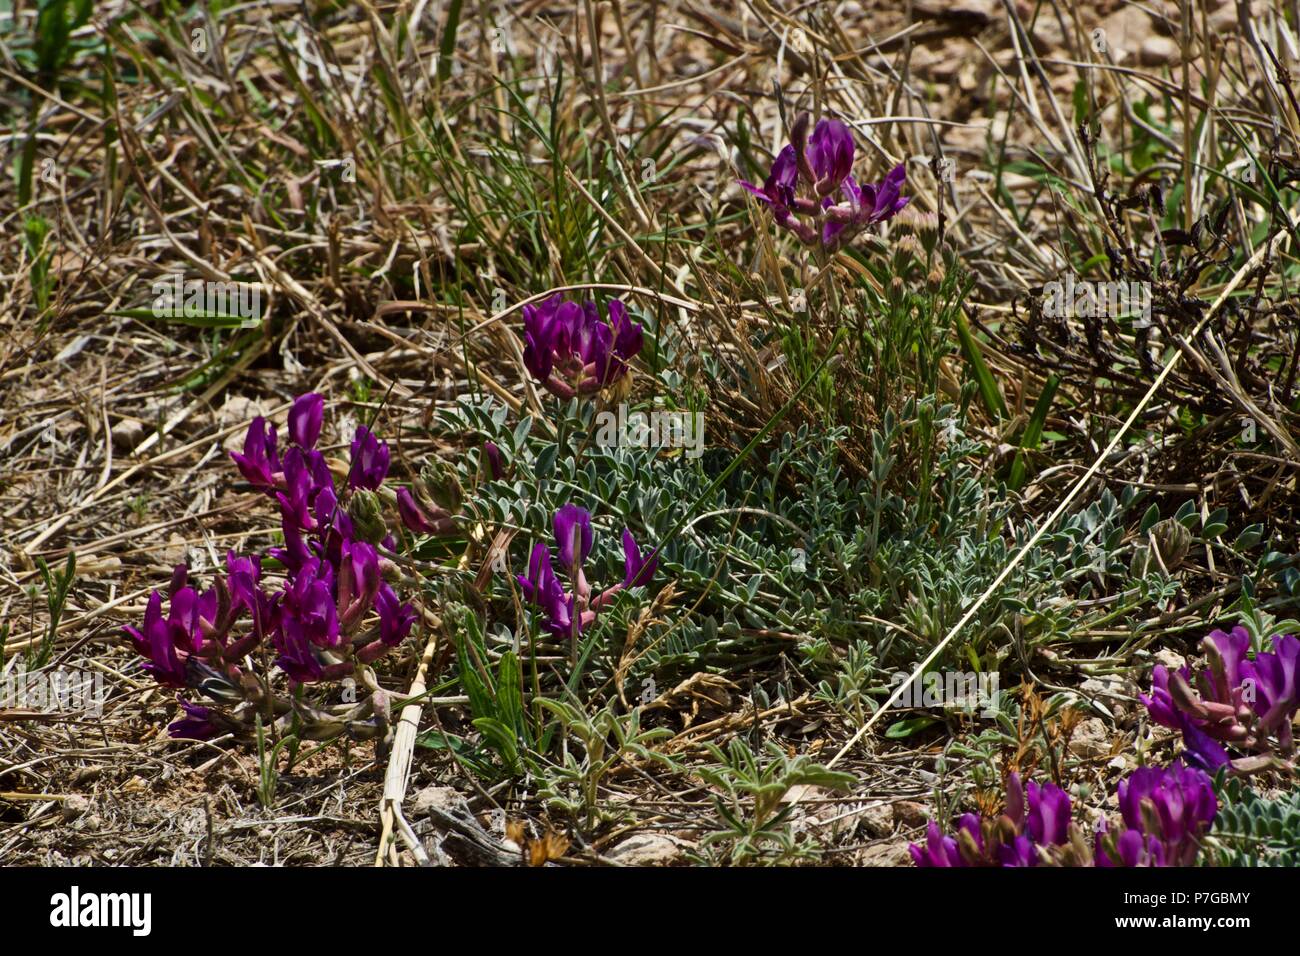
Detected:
left=125, top=394, right=417, bottom=739
left=911, top=763, right=1219, bottom=868
left=1095, top=763, right=1218, bottom=867
left=123, top=556, right=271, bottom=691
left=739, top=113, right=909, bottom=253
left=908, top=773, right=1071, bottom=867
left=517, top=504, right=657, bottom=654
left=522, top=296, right=643, bottom=399
left=1141, top=626, right=1299, bottom=772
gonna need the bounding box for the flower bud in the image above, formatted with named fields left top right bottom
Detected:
left=419, top=459, right=463, bottom=515
left=347, top=489, right=388, bottom=544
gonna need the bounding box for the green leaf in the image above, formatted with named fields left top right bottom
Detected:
left=955, top=309, right=1007, bottom=420
left=884, top=715, right=939, bottom=739
left=1008, top=374, right=1060, bottom=490
left=1140, top=503, right=1161, bottom=533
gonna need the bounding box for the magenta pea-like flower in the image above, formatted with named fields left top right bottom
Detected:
left=396, top=486, right=454, bottom=535
left=554, top=503, right=594, bottom=574
left=123, top=590, right=195, bottom=688
left=522, top=296, right=643, bottom=399
left=1097, top=762, right=1217, bottom=867
left=620, top=529, right=658, bottom=589
left=376, top=583, right=417, bottom=647
left=230, top=416, right=280, bottom=489
left=168, top=697, right=220, bottom=740
left=281, top=557, right=340, bottom=650
left=128, top=392, right=421, bottom=730
left=910, top=766, right=1220, bottom=868
left=517, top=506, right=657, bottom=652
left=288, top=392, right=324, bottom=449
left=338, top=539, right=381, bottom=630
left=349, top=425, right=390, bottom=490
left=1025, top=778, right=1072, bottom=846
left=518, top=542, right=574, bottom=637
left=1094, top=821, right=1167, bottom=867
left=739, top=113, right=908, bottom=253
left=739, top=145, right=802, bottom=232
left=1141, top=626, right=1299, bottom=771
left=910, top=773, right=1072, bottom=867
left=1247, top=633, right=1299, bottom=736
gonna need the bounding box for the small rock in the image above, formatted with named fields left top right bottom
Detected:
left=893, top=801, right=930, bottom=828
left=1026, top=17, right=1065, bottom=54
left=1139, top=36, right=1179, bottom=66
left=859, top=802, right=895, bottom=838
left=858, top=841, right=915, bottom=866
left=110, top=419, right=145, bottom=452
left=1078, top=674, right=1132, bottom=716
left=61, top=795, right=91, bottom=820
left=411, top=785, right=464, bottom=818
left=1069, top=717, right=1111, bottom=758
left=608, top=833, right=692, bottom=866
left=1098, top=5, right=1154, bottom=64
left=1208, top=1, right=1261, bottom=32
left=160, top=533, right=189, bottom=568
left=1154, top=648, right=1186, bottom=671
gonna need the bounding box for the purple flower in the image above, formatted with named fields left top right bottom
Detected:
left=1141, top=626, right=1299, bottom=769
left=522, top=296, right=643, bottom=399
left=288, top=392, right=324, bottom=449
left=607, top=302, right=643, bottom=374
left=1095, top=821, right=1166, bottom=868
left=349, top=426, right=390, bottom=490
left=518, top=542, right=574, bottom=637
left=1141, top=664, right=1181, bottom=728
left=396, top=487, right=452, bottom=535
left=806, top=119, right=854, bottom=196
left=739, top=145, right=799, bottom=221
left=230, top=416, right=280, bottom=489
left=554, top=504, right=593, bottom=572
left=224, top=551, right=271, bottom=637
left=483, top=441, right=505, bottom=480
left=123, top=591, right=193, bottom=688
left=168, top=698, right=220, bottom=740
left=850, top=163, right=910, bottom=225
left=738, top=113, right=908, bottom=251
left=996, top=834, right=1038, bottom=867
left=621, top=529, right=657, bottom=589
left=277, top=447, right=323, bottom=532
left=1180, top=715, right=1233, bottom=772
left=1026, top=779, right=1072, bottom=846
left=338, top=539, right=380, bottom=629
left=280, top=557, right=339, bottom=650
left=376, top=582, right=417, bottom=647
left=1115, top=763, right=1217, bottom=866
left=273, top=618, right=324, bottom=683
left=909, top=772, right=1068, bottom=868
left=908, top=820, right=965, bottom=867
left=1244, top=634, right=1299, bottom=735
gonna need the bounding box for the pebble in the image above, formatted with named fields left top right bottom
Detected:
left=1139, top=36, right=1180, bottom=66
left=608, top=833, right=691, bottom=866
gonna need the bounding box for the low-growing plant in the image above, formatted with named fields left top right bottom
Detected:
left=694, top=738, right=855, bottom=866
